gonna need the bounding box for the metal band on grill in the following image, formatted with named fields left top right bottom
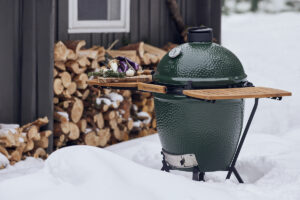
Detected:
left=162, top=149, right=198, bottom=169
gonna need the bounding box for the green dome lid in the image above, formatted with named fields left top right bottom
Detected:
left=153, top=42, right=247, bottom=88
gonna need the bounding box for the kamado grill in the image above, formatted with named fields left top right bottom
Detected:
left=88, top=27, right=292, bottom=183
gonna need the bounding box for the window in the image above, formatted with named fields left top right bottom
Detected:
left=68, top=0, right=130, bottom=33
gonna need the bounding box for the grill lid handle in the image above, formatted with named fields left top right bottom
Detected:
left=188, top=27, right=213, bottom=43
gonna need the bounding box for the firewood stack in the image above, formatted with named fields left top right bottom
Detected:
left=0, top=117, right=52, bottom=166
left=53, top=40, right=166, bottom=149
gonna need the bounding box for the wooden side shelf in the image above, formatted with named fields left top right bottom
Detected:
left=87, top=80, right=139, bottom=88
left=183, top=87, right=292, bottom=100
left=138, top=83, right=166, bottom=94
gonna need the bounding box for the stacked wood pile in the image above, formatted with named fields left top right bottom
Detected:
left=0, top=117, right=52, bottom=167
left=53, top=40, right=166, bottom=149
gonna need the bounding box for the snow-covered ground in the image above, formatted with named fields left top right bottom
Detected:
left=1, top=12, right=300, bottom=200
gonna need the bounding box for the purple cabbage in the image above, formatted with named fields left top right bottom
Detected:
left=116, top=56, right=140, bottom=71
left=118, top=60, right=129, bottom=72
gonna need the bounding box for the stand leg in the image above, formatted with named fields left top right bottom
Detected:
left=161, top=159, right=170, bottom=172
left=232, top=167, right=244, bottom=183
left=226, top=98, right=259, bottom=182
left=192, top=167, right=205, bottom=181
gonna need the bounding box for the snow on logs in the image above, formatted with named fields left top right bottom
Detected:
left=53, top=40, right=163, bottom=149
left=0, top=117, right=52, bottom=167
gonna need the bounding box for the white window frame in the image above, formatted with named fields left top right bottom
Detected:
left=68, top=0, right=130, bottom=33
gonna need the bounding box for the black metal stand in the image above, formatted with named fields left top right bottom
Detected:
left=226, top=98, right=259, bottom=183
left=160, top=98, right=260, bottom=183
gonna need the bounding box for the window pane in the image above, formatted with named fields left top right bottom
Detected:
left=78, top=0, right=108, bottom=20
left=108, top=0, right=121, bottom=20
left=77, top=0, right=121, bottom=21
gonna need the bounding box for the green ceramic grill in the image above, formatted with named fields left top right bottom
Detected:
left=88, top=27, right=291, bottom=183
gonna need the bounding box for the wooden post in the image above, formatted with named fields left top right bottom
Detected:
left=36, top=0, right=55, bottom=153
left=210, top=0, right=222, bottom=44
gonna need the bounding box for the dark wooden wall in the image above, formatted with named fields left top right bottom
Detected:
left=56, top=0, right=222, bottom=48
left=0, top=0, right=54, bottom=151
left=0, top=0, right=21, bottom=123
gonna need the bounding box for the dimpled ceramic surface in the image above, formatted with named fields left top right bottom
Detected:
left=153, top=42, right=247, bottom=87
left=154, top=93, right=244, bottom=171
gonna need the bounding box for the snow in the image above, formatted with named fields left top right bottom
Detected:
left=0, top=124, right=19, bottom=129
left=57, top=112, right=69, bottom=121
left=137, top=112, right=151, bottom=124
left=0, top=124, right=19, bottom=136
left=96, top=97, right=112, bottom=106
left=224, top=0, right=298, bottom=13
left=133, top=120, right=142, bottom=128
left=0, top=153, right=9, bottom=169
left=1, top=13, right=300, bottom=200
left=223, top=12, right=300, bottom=134
left=107, top=92, right=124, bottom=103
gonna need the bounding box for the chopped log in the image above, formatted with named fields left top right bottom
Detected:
left=0, top=146, right=9, bottom=158
left=10, top=150, right=22, bottom=163
left=97, top=128, right=110, bottom=147
left=0, top=130, right=16, bottom=147
left=54, top=111, right=68, bottom=123
left=62, top=90, right=72, bottom=99
left=66, top=82, right=77, bottom=96
left=53, top=68, right=58, bottom=78
left=152, top=118, right=157, bottom=129
left=66, top=60, right=86, bottom=74
left=104, top=110, right=116, bottom=121
left=83, top=131, right=98, bottom=146
left=77, top=119, right=87, bottom=133
left=33, top=148, right=47, bottom=159
left=127, top=119, right=134, bottom=130
left=34, top=136, right=49, bottom=148
left=27, top=125, right=40, bottom=141
left=68, top=122, right=80, bottom=140
left=74, top=73, right=88, bottom=89
left=64, top=40, right=86, bottom=54
left=120, top=90, right=131, bottom=98
left=119, top=42, right=144, bottom=58
left=91, top=46, right=105, bottom=58
left=113, top=126, right=125, bottom=141
left=78, top=49, right=98, bottom=59
left=147, top=53, right=159, bottom=64
left=141, top=53, right=151, bottom=65
left=24, top=139, right=34, bottom=152
left=109, top=119, right=118, bottom=130
left=54, top=122, right=70, bottom=135
left=91, top=59, right=100, bottom=69
left=54, top=41, right=68, bottom=62
left=82, top=89, right=90, bottom=100
left=54, top=61, right=66, bottom=71
left=144, top=43, right=167, bottom=60
left=58, top=100, right=71, bottom=109
left=93, top=113, right=104, bottom=129
left=59, top=71, right=72, bottom=88
left=53, top=97, right=59, bottom=104
left=75, top=90, right=83, bottom=98
left=22, top=117, right=49, bottom=129
left=54, top=78, right=64, bottom=95
left=66, top=49, right=77, bottom=60
left=77, top=56, right=91, bottom=67
left=40, top=130, right=52, bottom=138
left=69, top=98, right=84, bottom=123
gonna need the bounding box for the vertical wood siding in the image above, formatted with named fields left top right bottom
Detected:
left=0, top=0, right=55, bottom=151
left=56, top=0, right=221, bottom=48
left=0, top=0, right=21, bottom=123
